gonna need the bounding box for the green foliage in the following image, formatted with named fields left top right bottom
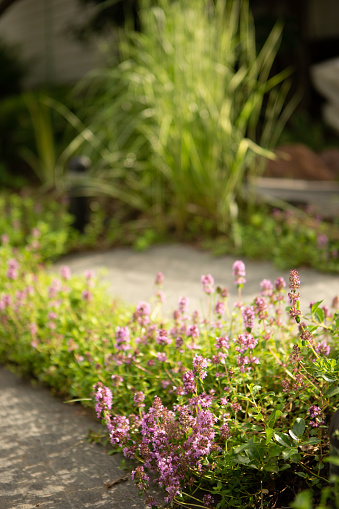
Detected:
left=0, top=191, right=75, bottom=261
left=0, top=87, right=76, bottom=190
left=203, top=205, right=339, bottom=274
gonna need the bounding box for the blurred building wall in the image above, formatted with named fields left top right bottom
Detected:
left=0, top=0, right=106, bottom=88
left=308, top=0, right=339, bottom=39
left=1, top=0, right=339, bottom=89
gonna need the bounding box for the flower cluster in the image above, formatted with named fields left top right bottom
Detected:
left=201, top=274, right=214, bottom=294
left=232, top=260, right=246, bottom=285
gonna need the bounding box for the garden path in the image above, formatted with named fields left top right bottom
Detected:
left=1, top=244, right=339, bottom=509
left=54, top=243, right=339, bottom=315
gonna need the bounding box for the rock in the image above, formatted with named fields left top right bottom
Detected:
left=264, top=143, right=335, bottom=180
left=318, top=148, right=339, bottom=180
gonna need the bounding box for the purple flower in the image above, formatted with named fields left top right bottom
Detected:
left=315, top=340, right=330, bottom=356
left=1, top=233, right=9, bottom=245
left=192, top=354, right=208, bottom=379
left=6, top=258, right=19, bottom=280
left=309, top=405, right=322, bottom=418
left=275, top=277, right=286, bottom=291
left=187, top=324, right=199, bottom=338
left=157, top=352, right=167, bottom=362
left=48, top=279, right=62, bottom=299
left=178, top=297, right=189, bottom=314
left=183, top=371, right=196, bottom=394
left=215, top=336, right=230, bottom=350
left=60, top=265, right=71, bottom=280
left=94, top=382, right=113, bottom=418
left=214, top=301, right=225, bottom=316
left=155, top=272, right=164, bottom=285
left=201, top=274, right=214, bottom=294
left=116, top=326, right=131, bottom=351
left=220, top=423, right=231, bottom=440
left=232, top=261, right=246, bottom=285
left=260, top=279, right=273, bottom=297
left=317, top=234, right=329, bottom=249
left=235, top=333, right=258, bottom=353
left=108, top=415, right=130, bottom=444
left=254, top=296, right=267, bottom=320
left=85, top=270, right=94, bottom=280
left=131, top=465, right=149, bottom=490
left=134, top=301, right=151, bottom=325
left=111, top=374, right=123, bottom=386
left=242, top=306, right=255, bottom=330
left=203, top=494, right=215, bottom=508
left=30, top=323, right=38, bottom=337
left=289, top=269, right=300, bottom=291
left=156, top=290, right=165, bottom=303
left=134, top=391, right=145, bottom=408
left=82, top=289, right=92, bottom=302
left=156, top=328, right=171, bottom=345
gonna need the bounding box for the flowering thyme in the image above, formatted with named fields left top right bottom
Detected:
left=232, top=260, right=246, bottom=286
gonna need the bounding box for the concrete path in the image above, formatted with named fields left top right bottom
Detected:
left=1, top=244, right=339, bottom=509
left=54, top=243, right=339, bottom=314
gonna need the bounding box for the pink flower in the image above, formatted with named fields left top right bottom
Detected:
left=155, top=272, right=164, bottom=285
left=60, top=265, right=71, bottom=280
left=82, top=289, right=92, bottom=302
left=232, top=261, right=246, bottom=285
left=1, top=233, right=9, bottom=245
left=201, top=274, right=214, bottom=294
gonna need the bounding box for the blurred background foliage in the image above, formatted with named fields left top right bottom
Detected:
left=0, top=0, right=339, bottom=270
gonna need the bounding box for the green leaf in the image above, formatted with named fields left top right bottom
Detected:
left=252, top=385, right=261, bottom=396
left=247, top=444, right=266, bottom=463
left=295, top=471, right=308, bottom=479
left=255, top=413, right=264, bottom=421
left=324, top=386, right=339, bottom=398
left=311, top=301, right=323, bottom=313
left=264, top=465, right=279, bottom=473
left=302, top=437, right=320, bottom=445
left=274, top=432, right=291, bottom=448
left=279, top=464, right=291, bottom=471
left=234, top=443, right=250, bottom=454
left=269, top=409, right=282, bottom=428
left=265, top=427, right=274, bottom=444
left=290, top=489, right=313, bottom=509
left=268, top=445, right=282, bottom=457
left=293, top=418, right=305, bottom=438
left=282, top=447, right=299, bottom=460
left=325, top=456, right=339, bottom=466
left=234, top=454, right=250, bottom=465
left=289, top=429, right=299, bottom=442
left=315, top=308, right=325, bottom=323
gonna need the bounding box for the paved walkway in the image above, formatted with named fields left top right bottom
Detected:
left=1, top=244, right=339, bottom=509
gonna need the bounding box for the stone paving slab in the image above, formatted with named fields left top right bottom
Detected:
left=54, top=244, right=339, bottom=315
left=0, top=368, right=162, bottom=509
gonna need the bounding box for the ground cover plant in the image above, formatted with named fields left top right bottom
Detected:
left=1, top=231, right=339, bottom=508
left=0, top=191, right=74, bottom=261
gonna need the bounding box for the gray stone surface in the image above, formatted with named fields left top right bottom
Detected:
left=54, top=244, right=339, bottom=315
left=0, top=368, right=161, bottom=509
left=2, top=244, right=339, bottom=508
